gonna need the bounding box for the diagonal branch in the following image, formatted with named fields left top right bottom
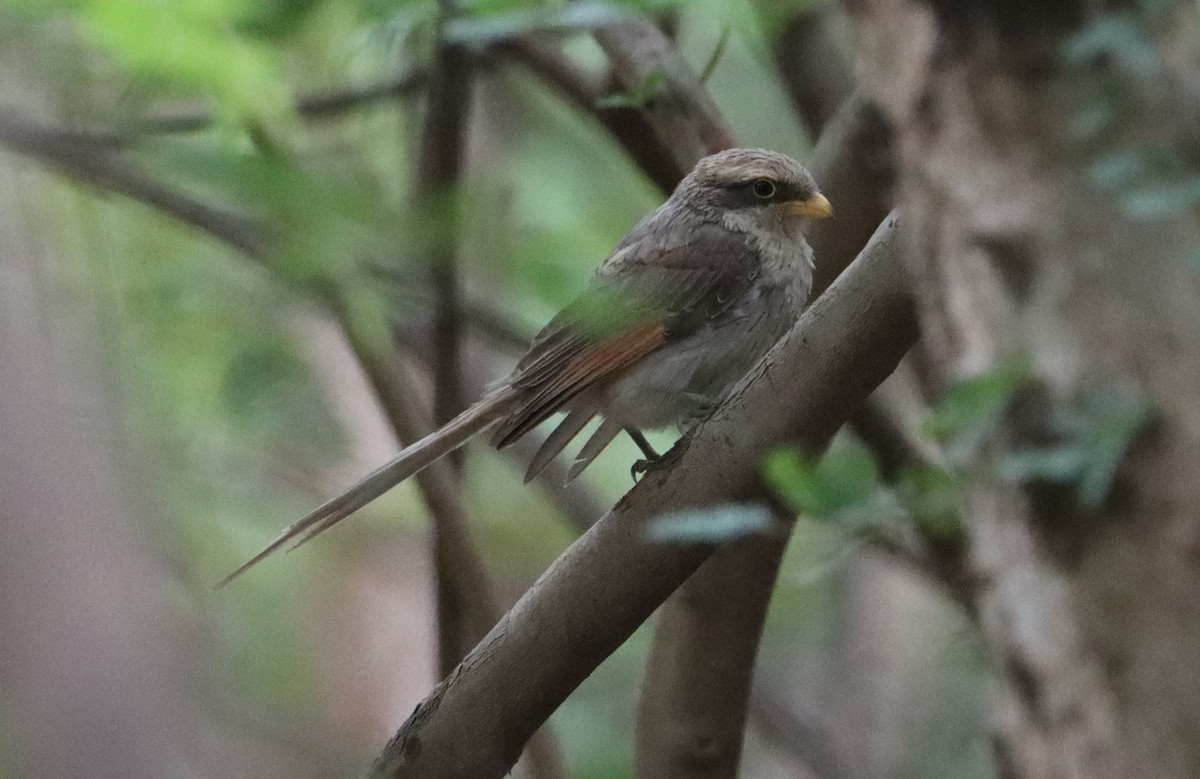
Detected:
left=367, top=214, right=917, bottom=779
left=511, top=24, right=901, bottom=776
left=594, top=19, right=737, bottom=165
left=0, top=114, right=267, bottom=258
left=569, top=26, right=788, bottom=775
left=501, top=37, right=685, bottom=194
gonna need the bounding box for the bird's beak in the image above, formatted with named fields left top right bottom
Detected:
left=782, top=192, right=833, bottom=220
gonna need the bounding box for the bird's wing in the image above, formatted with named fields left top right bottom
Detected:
left=490, top=219, right=759, bottom=448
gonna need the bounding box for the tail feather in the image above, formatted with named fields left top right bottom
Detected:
left=523, top=405, right=596, bottom=484
left=218, top=389, right=514, bottom=587
left=566, top=418, right=623, bottom=483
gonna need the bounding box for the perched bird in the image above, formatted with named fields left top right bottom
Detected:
left=221, top=148, right=831, bottom=585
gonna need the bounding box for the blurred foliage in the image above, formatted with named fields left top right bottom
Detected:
left=765, top=360, right=1150, bottom=571
left=766, top=438, right=895, bottom=525
left=1065, top=1, right=1200, bottom=224
left=0, top=0, right=987, bottom=776
left=925, top=358, right=1031, bottom=467
left=999, top=385, right=1151, bottom=507
left=445, top=1, right=638, bottom=45
left=764, top=433, right=961, bottom=545
left=645, top=503, right=776, bottom=543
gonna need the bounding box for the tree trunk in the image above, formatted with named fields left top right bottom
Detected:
left=844, top=1, right=1200, bottom=776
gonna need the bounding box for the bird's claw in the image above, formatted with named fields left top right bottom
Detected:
left=630, top=446, right=682, bottom=482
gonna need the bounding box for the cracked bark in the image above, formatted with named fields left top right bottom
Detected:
left=844, top=1, right=1200, bottom=776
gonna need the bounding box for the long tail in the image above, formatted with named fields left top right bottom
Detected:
left=218, top=388, right=514, bottom=587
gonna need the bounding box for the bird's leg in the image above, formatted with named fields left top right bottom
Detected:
left=630, top=442, right=684, bottom=481
left=626, top=427, right=677, bottom=481
left=625, top=427, right=660, bottom=460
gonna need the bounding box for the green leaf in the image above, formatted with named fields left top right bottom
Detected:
left=998, top=385, right=1150, bottom=507
left=238, top=0, right=324, bottom=38
left=1063, top=13, right=1157, bottom=75
left=222, top=342, right=308, bottom=419
left=925, top=360, right=1032, bottom=466
left=1121, top=176, right=1200, bottom=220
left=445, top=1, right=636, bottom=46
left=898, top=466, right=963, bottom=540
left=1074, top=386, right=1150, bottom=506
left=645, top=503, right=775, bottom=543
left=998, top=446, right=1087, bottom=483
left=82, top=0, right=291, bottom=128
left=595, top=71, right=666, bottom=110
left=768, top=436, right=883, bottom=516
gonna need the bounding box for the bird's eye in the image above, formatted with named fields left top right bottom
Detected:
left=752, top=179, right=776, bottom=200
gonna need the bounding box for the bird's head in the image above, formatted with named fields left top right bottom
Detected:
left=673, top=148, right=832, bottom=234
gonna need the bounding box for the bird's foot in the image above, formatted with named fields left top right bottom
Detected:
left=631, top=445, right=682, bottom=482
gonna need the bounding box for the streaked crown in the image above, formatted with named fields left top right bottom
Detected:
left=686, top=148, right=816, bottom=193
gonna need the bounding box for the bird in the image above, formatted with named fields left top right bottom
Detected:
left=220, top=148, right=831, bottom=585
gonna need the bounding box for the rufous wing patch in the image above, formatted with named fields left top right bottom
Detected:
left=492, top=323, right=666, bottom=447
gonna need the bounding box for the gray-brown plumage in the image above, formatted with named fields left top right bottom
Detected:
left=220, top=148, right=831, bottom=585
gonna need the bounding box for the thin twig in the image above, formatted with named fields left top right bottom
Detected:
left=334, top=302, right=501, bottom=646
left=135, top=70, right=428, bottom=135
left=411, top=0, right=476, bottom=678
left=415, top=2, right=471, bottom=437
left=697, top=27, right=732, bottom=85
left=409, top=5, right=567, bottom=777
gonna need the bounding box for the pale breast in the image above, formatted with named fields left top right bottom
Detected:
left=600, top=234, right=814, bottom=430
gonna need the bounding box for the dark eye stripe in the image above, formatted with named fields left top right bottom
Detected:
left=718, top=178, right=814, bottom=209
